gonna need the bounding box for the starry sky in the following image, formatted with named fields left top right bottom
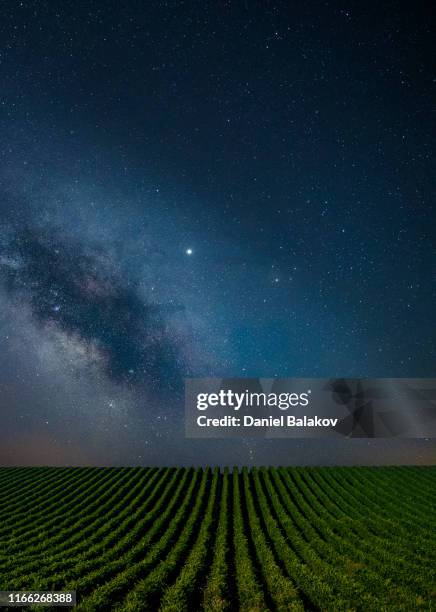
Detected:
left=0, top=1, right=434, bottom=466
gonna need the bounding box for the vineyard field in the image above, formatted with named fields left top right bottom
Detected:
left=0, top=466, right=434, bottom=611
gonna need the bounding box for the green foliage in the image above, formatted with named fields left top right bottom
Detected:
left=0, top=466, right=434, bottom=611
left=203, top=468, right=230, bottom=612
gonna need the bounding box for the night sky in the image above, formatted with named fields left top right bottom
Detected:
left=0, top=1, right=434, bottom=466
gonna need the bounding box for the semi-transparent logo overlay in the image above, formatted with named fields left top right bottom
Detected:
left=185, top=378, right=436, bottom=438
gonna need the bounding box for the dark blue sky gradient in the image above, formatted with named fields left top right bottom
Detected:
left=0, top=1, right=434, bottom=465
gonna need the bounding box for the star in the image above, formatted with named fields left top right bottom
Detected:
left=185, top=248, right=193, bottom=255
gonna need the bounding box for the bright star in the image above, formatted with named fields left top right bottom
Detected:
left=185, top=248, right=193, bottom=255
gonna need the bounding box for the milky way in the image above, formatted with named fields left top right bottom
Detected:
left=0, top=1, right=434, bottom=465
left=1, top=224, right=186, bottom=390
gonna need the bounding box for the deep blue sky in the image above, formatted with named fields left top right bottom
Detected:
left=0, top=1, right=434, bottom=465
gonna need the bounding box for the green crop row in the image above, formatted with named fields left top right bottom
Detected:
left=3, top=468, right=167, bottom=585
left=202, top=468, right=230, bottom=612
left=0, top=466, right=434, bottom=612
